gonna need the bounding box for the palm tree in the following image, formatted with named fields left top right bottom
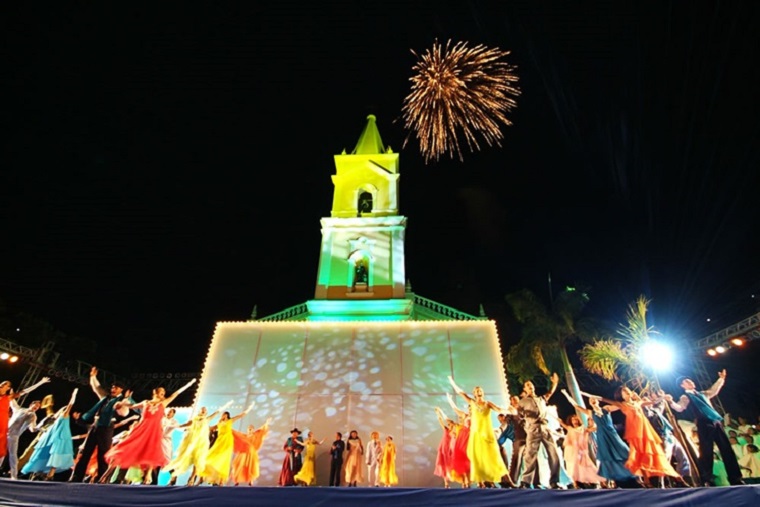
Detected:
left=505, top=286, right=597, bottom=414
left=580, top=295, right=701, bottom=484
left=579, top=295, right=657, bottom=392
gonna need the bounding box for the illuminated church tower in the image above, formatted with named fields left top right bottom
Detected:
left=192, top=115, right=509, bottom=487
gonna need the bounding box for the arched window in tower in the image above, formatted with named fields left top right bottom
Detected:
left=358, top=191, right=373, bottom=216
left=354, top=260, right=369, bottom=287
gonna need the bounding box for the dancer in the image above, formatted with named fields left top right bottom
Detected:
left=18, top=394, right=57, bottom=473
left=561, top=389, right=639, bottom=487
left=166, top=401, right=232, bottom=486
left=448, top=376, right=512, bottom=488
left=200, top=403, right=254, bottom=486
left=0, top=376, right=50, bottom=473
left=434, top=406, right=455, bottom=488
left=22, top=388, right=78, bottom=480
left=294, top=430, right=325, bottom=486
left=231, top=418, right=271, bottom=486
left=328, top=432, right=345, bottom=486
left=495, top=413, right=513, bottom=470
left=152, top=407, right=180, bottom=482
left=644, top=391, right=692, bottom=485
left=506, top=395, right=528, bottom=485
left=278, top=428, right=305, bottom=486
left=557, top=411, right=604, bottom=488
left=665, top=369, right=744, bottom=486
left=379, top=435, right=398, bottom=487
left=366, top=431, right=383, bottom=487
left=344, top=429, right=364, bottom=486
left=6, top=397, right=43, bottom=479
left=517, top=373, right=562, bottom=489
left=69, top=367, right=133, bottom=482
left=446, top=392, right=471, bottom=488
left=589, top=386, right=680, bottom=486
left=102, top=378, right=196, bottom=484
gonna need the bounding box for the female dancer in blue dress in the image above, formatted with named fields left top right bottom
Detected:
left=22, top=388, right=78, bottom=480
left=561, top=389, right=641, bottom=487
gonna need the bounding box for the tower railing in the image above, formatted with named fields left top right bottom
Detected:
left=410, top=294, right=483, bottom=320
left=256, top=303, right=310, bottom=322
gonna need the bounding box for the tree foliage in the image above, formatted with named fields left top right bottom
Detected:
left=579, top=295, right=659, bottom=392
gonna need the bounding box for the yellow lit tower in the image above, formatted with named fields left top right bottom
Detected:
left=310, top=114, right=411, bottom=320
left=191, top=115, right=510, bottom=487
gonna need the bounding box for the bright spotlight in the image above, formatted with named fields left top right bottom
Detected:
left=715, top=345, right=727, bottom=354
left=0, top=352, right=8, bottom=360
left=639, top=340, right=674, bottom=372
left=9, top=356, right=18, bottom=363
left=730, top=337, right=744, bottom=346
left=707, top=348, right=717, bottom=357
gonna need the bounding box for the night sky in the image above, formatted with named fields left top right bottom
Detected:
left=2, top=2, right=759, bottom=411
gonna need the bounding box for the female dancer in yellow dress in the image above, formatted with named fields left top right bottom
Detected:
left=294, top=431, right=326, bottom=486
left=200, top=402, right=254, bottom=486
left=379, top=435, right=398, bottom=486
left=166, top=400, right=232, bottom=486
left=449, top=376, right=511, bottom=488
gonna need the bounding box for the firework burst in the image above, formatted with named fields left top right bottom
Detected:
left=401, top=39, right=520, bottom=163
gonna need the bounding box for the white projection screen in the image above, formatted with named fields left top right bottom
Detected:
left=191, top=319, right=509, bottom=487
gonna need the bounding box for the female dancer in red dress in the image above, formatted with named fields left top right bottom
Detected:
left=434, top=406, right=455, bottom=488
left=100, top=378, right=196, bottom=484
left=446, top=392, right=471, bottom=488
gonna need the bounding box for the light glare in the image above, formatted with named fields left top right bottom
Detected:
left=639, top=340, right=674, bottom=372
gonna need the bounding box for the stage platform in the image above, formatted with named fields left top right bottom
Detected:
left=1, top=480, right=759, bottom=507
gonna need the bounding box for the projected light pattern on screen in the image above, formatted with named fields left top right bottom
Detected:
left=193, top=320, right=508, bottom=487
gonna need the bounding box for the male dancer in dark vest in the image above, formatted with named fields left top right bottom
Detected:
left=329, top=432, right=345, bottom=486
left=665, top=369, right=744, bottom=486
left=506, top=395, right=532, bottom=485
left=517, top=372, right=562, bottom=489
left=69, top=367, right=132, bottom=482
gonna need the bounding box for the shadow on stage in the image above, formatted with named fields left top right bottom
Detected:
left=2, top=480, right=760, bottom=507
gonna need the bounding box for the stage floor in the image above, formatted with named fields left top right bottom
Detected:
left=1, top=480, right=759, bottom=507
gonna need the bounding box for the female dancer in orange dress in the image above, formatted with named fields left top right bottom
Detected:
left=588, top=386, right=681, bottom=486
left=231, top=418, right=271, bottom=486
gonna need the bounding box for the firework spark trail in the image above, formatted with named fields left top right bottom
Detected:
left=402, top=39, right=520, bottom=163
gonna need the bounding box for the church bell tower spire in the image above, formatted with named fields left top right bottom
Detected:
left=310, top=115, right=408, bottom=316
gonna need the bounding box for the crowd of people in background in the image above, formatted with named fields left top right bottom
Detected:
left=1, top=366, right=759, bottom=488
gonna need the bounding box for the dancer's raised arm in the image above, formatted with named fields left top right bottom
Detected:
left=561, top=389, right=591, bottom=417
left=16, top=377, right=51, bottom=399
left=448, top=375, right=472, bottom=403
left=446, top=392, right=467, bottom=420
left=63, top=388, right=78, bottom=418
left=163, top=378, right=197, bottom=406
left=229, top=402, right=255, bottom=423
left=207, top=400, right=234, bottom=420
